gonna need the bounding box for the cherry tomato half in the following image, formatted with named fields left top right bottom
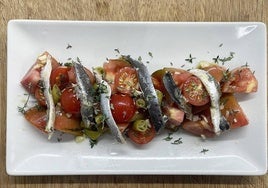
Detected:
left=60, top=87, right=81, bottom=115
left=50, top=66, right=70, bottom=90
left=182, top=76, right=210, bottom=106
left=110, top=94, right=136, bottom=123
left=114, top=67, right=139, bottom=94
left=127, top=122, right=156, bottom=144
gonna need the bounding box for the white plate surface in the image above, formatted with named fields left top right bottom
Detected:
left=6, top=20, right=267, bottom=175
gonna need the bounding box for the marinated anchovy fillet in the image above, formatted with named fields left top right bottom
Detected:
left=40, top=55, right=55, bottom=139
left=189, top=69, right=230, bottom=135
left=74, top=62, right=96, bottom=128
left=94, top=69, right=126, bottom=143
left=163, top=72, right=193, bottom=120
left=122, top=55, right=165, bottom=132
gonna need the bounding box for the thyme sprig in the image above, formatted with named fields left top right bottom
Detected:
left=200, top=148, right=209, bottom=154
left=163, top=132, right=173, bottom=141
left=185, top=54, right=196, bottom=63
left=18, top=93, right=31, bottom=114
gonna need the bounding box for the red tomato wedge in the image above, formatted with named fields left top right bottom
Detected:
left=201, top=65, right=226, bottom=83
left=24, top=107, right=47, bottom=132
left=220, top=94, right=249, bottom=128
left=182, top=120, right=215, bottom=138
left=24, top=106, right=82, bottom=135
left=222, top=67, right=258, bottom=93
left=20, top=52, right=60, bottom=94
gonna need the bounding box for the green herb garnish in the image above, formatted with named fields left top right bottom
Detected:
left=171, top=137, right=183, bottom=145
left=200, top=148, right=209, bottom=154
left=18, top=92, right=31, bottom=114
left=163, top=132, right=173, bottom=141
left=66, top=43, right=72, bottom=49
left=185, top=54, right=196, bottom=63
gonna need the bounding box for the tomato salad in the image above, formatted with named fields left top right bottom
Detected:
left=20, top=52, right=258, bottom=145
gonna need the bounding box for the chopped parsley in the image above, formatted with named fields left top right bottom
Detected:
left=18, top=92, right=31, bottom=114
left=185, top=54, right=196, bottom=63
left=171, top=137, right=183, bottom=145
left=89, top=139, right=97, bottom=148
left=213, top=52, right=235, bottom=65
left=114, top=48, right=120, bottom=54
left=66, top=43, right=72, bottom=49
left=200, top=148, right=209, bottom=154
left=163, top=132, right=173, bottom=141
left=148, top=52, right=153, bottom=58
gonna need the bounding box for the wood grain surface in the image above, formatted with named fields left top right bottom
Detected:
left=0, top=0, right=267, bottom=187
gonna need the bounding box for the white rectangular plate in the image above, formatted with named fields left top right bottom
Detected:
left=6, top=20, right=267, bottom=175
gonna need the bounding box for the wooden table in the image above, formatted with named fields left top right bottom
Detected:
left=0, top=0, right=267, bottom=187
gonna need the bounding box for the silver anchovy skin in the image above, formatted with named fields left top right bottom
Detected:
left=93, top=69, right=126, bottom=143
left=74, top=62, right=96, bottom=128
left=122, top=55, right=165, bottom=132
left=40, top=55, right=55, bottom=139
left=189, top=69, right=230, bottom=135
left=163, top=72, right=193, bottom=120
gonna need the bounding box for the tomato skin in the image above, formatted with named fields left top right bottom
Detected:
left=222, top=67, right=258, bottom=93
left=110, top=94, right=136, bottom=123
left=50, top=66, right=70, bottom=90
left=114, top=67, right=139, bottom=94
left=60, top=87, right=81, bottom=115
left=127, top=124, right=156, bottom=144
left=182, top=76, right=210, bottom=106
left=220, top=94, right=249, bottom=128
left=163, top=105, right=185, bottom=130
left=182, top=120, right=215, bottom=138
left=24, top=106, right=47, bottom=132
left=202, top=65, right=226, bottom=83
left=20, top=52, right=60, bottom=94
left=54, top=111, right=82, bottom=136
left=24, top=106, right=82, bottom=135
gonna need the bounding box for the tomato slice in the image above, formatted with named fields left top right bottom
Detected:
left=24, top=106, right=82, bottom=135
left=60, top=87, right=81, bottom=115
left=220, top=94, right=249, bottom=128
left=54, top=110, right=82, bottom=135
left=50, top=66, right=70, bottom=90
left=114, top=67, right=139, bottom=94
left=222, top=67, right=258, bottom=93
left=182, top=76, right=210, bottom=106
left=127, top=122, right=156, bottom=144
left=182, top=120, right=215, bottom=138
left=110, top=94, right=136, bottom=123
left=163, top=105, right=185, bottom=130
left=24, top=106, right=47, bottom=132
left=20, top=52, right=60, bottom=94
